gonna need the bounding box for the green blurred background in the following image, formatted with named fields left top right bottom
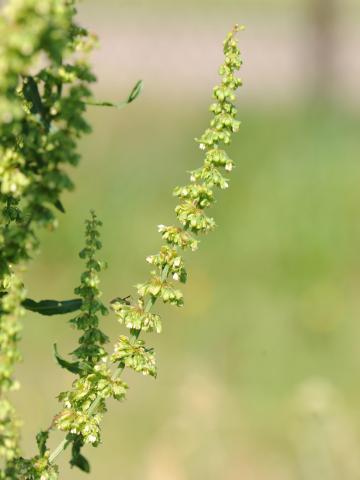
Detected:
left=12, top=0, right=360, bottom=478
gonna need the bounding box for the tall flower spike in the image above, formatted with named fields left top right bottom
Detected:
left=49, top=25, right=244, bottom=473
left=70, top=211, right=109, bottom=367
left=54, top=212, right=116, bottom=447
left=112, top=25, right=244, bottom=334
left=63, top=23, right=243, bottom=453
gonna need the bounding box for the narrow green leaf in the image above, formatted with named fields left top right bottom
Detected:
left=86, top=99, right=123, bottom=108
left=22, top=76, right=44, bottom=115
left=71, top=453, right=90, bottom=473
left=36, top=430, right=49, bottom=457
left=127, top=79, right=143, bottom=103
left=53, top=344, right=83, bottom=375
left=70, top=435, right=91, bottom=473
left=54, top=199, right=66, bottom=213
left=23, top=298, right=82, bottom=316
left=86, top=80, right=143, bottom=109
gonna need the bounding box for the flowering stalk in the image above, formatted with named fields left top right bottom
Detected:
left=0, top=0, right=244, bottom=475
left=68, top=211, right=109, bottom=367
left=112, top=24, right=243, bottom=330
left=111, top=24, right=243, bottom=366
left=48, top=24, right=244, bottom=474
left=53, top=213, right=127, bottom=452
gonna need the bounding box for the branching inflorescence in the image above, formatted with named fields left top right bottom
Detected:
left=50, top=23, right=244, bottom=474
left=0, top=0, right=243, bottom=477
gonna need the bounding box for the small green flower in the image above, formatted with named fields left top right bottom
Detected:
left=146, top=245, right=187, bottom=282
left=112, top=300, right=162, bottom=333
left=204, top=148, right=234, bottom=171
left=173, top=184, right=214, bottom=209
left=56, top=364, right=128, bottom=445
left=137, top=273, right=184, bottom=306
left=190, top=164, right=229, bottom=189
left=111, top=336, right=157, bottom=377
left=175, top=201, right=216, bottom=233
left=158, top=225, right=199, bottom=251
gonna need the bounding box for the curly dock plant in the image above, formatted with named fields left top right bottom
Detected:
left=0, top=0, right=243, bottom=477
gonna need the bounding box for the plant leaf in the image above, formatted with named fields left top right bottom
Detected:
left=23, top=298, right=82, bottom=316
left=53, top=344, right=83, bottom=375
left=36, top=430, right=49, bottom=457
left=22, top=76, right=44, bottom=115
left=54, top=199, right=66, bottom=213
left=71, top=453, right=90, bottom=473
left=86, top=79, right=143, bottom=109
left=70, top=435, right=91, bottom=473
left=127, top=79, right=143, bottom=103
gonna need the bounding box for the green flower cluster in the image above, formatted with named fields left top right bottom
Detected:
left=54, top=213, right=113, bottom=447
left=111, top=336, right=157, bottom=377
left=2, top=431, right=59, bottom=480
left=111, top=299, right=162, bottom=333
left=157, top=225, right=199, bottom=251
left=0, top=273, right=25, bottom=395
left=2, top=455, right=58, bottom=480
left=0, top=399, right=21, bottom=463
left=56, top=364, right=127, bottom=445
left=137, top=273, right=184, bottom=307
left=70, top=211, right=109, bottom=367
left=53, top=215, right=161, bottom=451
left=0, top=272, right=25, bottom=461
left=146, top=245, right=187, bottom=283
left=111, top=24, right=243, bottom=337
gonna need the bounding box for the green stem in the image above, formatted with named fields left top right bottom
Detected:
left=48, top=438, right=69, bottom=464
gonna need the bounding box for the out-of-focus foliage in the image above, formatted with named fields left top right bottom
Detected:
left=86, top=0, right=358, bottom=8
left=0, top=0, right=96, bottom=475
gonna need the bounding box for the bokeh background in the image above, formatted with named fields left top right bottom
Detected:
left=12, top=0, right=360, bottom=478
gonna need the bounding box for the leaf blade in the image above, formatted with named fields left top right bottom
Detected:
left=23, top=298, right=82, bottom=316
left=86, top=79, right=143, bottom=109
left=53, top=344, right=83, bottom=375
